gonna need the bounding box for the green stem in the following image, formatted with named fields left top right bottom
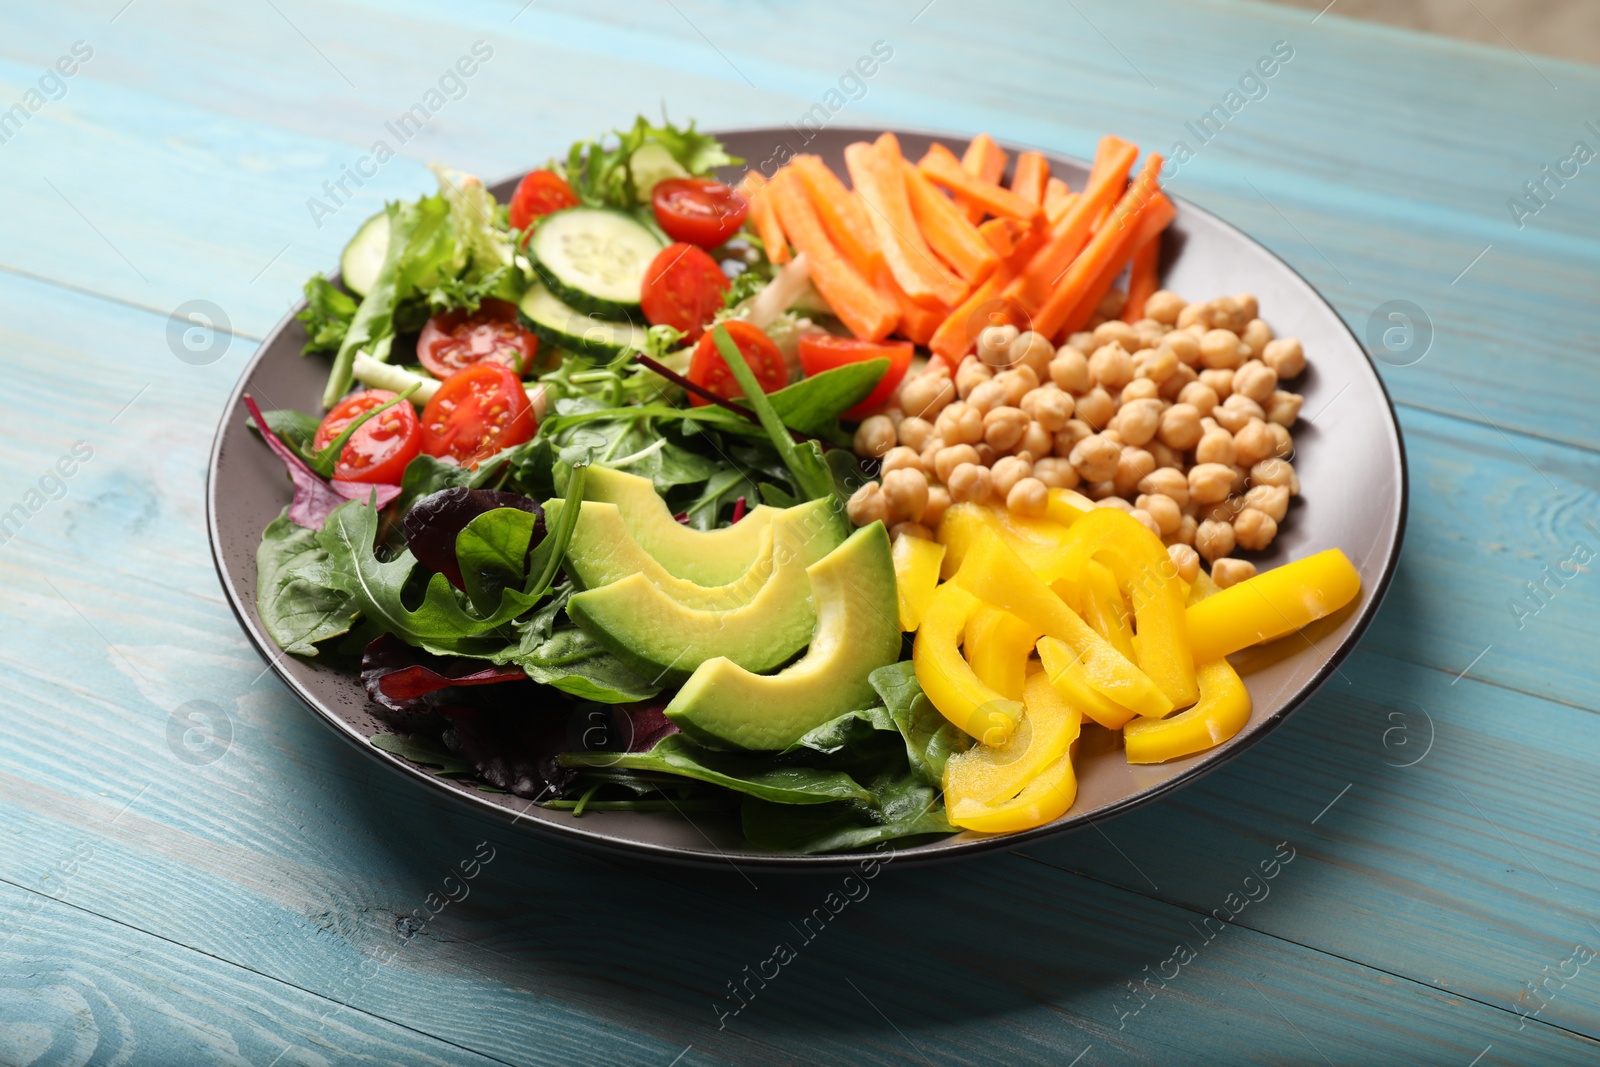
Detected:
left=307, top=383, right=419, bottom=477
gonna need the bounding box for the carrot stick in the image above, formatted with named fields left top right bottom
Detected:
left=738, top=171, right=790, bottom=264
left=926, top=226, right=1050, bottom=367
left=978, top=217, right=1027, bottom=259
left=917, top=143, right=1045, bottom=224
left=1084, top=135, right=1136, bottom=229
left=1043, top=178, right=1074, bottom=223
left=902, top=160, right=999, bottom=284
left=1120, top=232, right=1162, bottom=324
left=1010, top=151, right=1049, bottom=206
left=1063, top=193, right=1175, bottom=336
left=1002, top=137, right=1138, bottom=314
left=883, top=272, right=949, bottom=346
left=766, top=169, right=898, bottom=341
left=958, top=133, right=1008, bottom=223
left=1032, top=155, right=1167, bottom=339
left=847, top=138, right=968, bottom=309
left=789, top=155, right=884, bottom=276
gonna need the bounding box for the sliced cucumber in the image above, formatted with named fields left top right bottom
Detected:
left=518, top=282, right=649, bottom=359
left=529, top=207, right=662, bottom=319
left=629, top=141, right=689, bottom=199
left=340, top=211, right=389, bottom=298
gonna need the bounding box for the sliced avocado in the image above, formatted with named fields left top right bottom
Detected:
left=582, top=466, right=792, bottom=586
left=665, top=522, right=903, bottom=751
left=550, top=496, right=847, bottom=609
left=566, top=512, right=827, bottom=684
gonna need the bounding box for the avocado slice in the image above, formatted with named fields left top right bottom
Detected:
left=665, top=522, right=903, bottom=751
left=583, top=465, right=785, bottom=586
left=550, top=497, right=847, bottom=609
left=566, top=509, right=831, bottom=684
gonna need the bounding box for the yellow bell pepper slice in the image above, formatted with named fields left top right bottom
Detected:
left=954, top=531, right=1173, bottom=718
left=945, top=670, right=1081, bottom=811
left=965, top=605, right=1044, bottom=702
left=1186, top=548, right=1362, bottom=664
left=913, top=582, right=1022, bottom=745
left=1078, top=560, right=1136, bottom=663
left=1187, top=567, right=1221, bottom=605
left=1045, top=487, right=1096, bottom=527
left=947, top=747, right=1079, bottom=832
left=892, top=535, right=945, bottom=632
left=1124, top=659, right=1252, bottom=763
left=935, top=502, right=1073, bottom=579
left=1049, top=507, right=1198, bottom=711
left=1037, top=636, right=1139, bottom=729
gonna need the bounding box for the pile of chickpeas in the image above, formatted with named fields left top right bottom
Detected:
left=846, top=289, right=1308, bottom=590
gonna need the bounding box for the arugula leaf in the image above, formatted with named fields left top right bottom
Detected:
left=710, top=325, right=839, bottom=504
left=456, top=507, right=538, bottom=614
left=766, top=359, right=889, bottom=436
left=297, top=275, right=358, bottom=356
left=256, top=508, right=357, bottom=656
left=250, top=409, right=322, bottom=461
left=560, top=735, right=874, bottom=806
left=870, top=661, right=970, bottom=786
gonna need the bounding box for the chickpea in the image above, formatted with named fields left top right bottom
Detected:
left=1176, top=301, right=1213, bottom=330
left=1244, top=484, right=1290, bottom=523
left=1177, top=381, right=1219, bottom=417
left=1032, top=456, right=1079, bottom=489
left=995, top=366, right=1039, bottom=407
left=1121, top=378, right=1161, bottom=402
left=935, top=400, right=984, bottom=445
left=1076, top=387, right=1116, bottom=429
left=1159, top=362, right=1199, bottom=401
left=1101, top=428, right=1124, bottom=446
left=1267, top=390, right=1303, bottom=428
left=1084, top=480, right=1118, bottom=501
left=1088, top=342, right=1134, bottom=390
left=1157, top=403, right=1203, bottom=450
left=1267, top=422, right=1294, bottom=459
left=947, top=462, right=992, bottom=504
left=1189, top=463, right=1235, bottom=505
left=880, top=445, right=923, bottom=475
left=1232, top=293, right=1260, bottom=322
left=1195, top=424, right=1238, bottom=466
left=880, top=467, right=929, bottom=524
left=1262, top=338, right=1306, bottom=379
left=1195, top=518, right=1236, bottom=562
left=918, top=437, right=945, bottom=472
left=1113, top=447, right=1157, bottom=499
left=1234, top=418, right=1276, bottom=467
left=1019, top=420, right=1053, bottom=460
left=1215, top=393, right=1266, bottom=435
left=1199, top=329, right=1247, bottom=370
left=1007, top=477, right=1049, bottom=517
left=1211, top=557, right=1257, bottom=589
left=1113, top=398, right=1164, bottom=447
left=1148, top=441, right=1182, bottom=470
left=1199, top=368, right=1234, bottom=400
left=847, top=482, right=889, bottom=527
left=1092, top=319, right=1139, bottom=352
left=1233, top=360, right=1278, bottom=405
left=933, top=443, right=980, bottom=483
left=1250, top=457, right=1297, bottom=491
left=1135, top=323, right=1168, bottom=352
left=1167, top=542, right=1201, bottom=584
left=1162, top=331, right=1201, bottom=368
left=975, top=442, right=1000, bottom=467
left=990, top=455, right=1034, bottom=499
left=955, top=356, right=994, bottom=400
left=1096, top=495, right=1134, bottom=512
left=1144, top=290, right=1185, bottom=326
left=1066, top=332, right=1095, bottom=354
left=1055, top=418, right=1094, bottom=453
left=982, top=406, right=1028, bottom=452
left=1138, top=492, right=1182, bottom=536
left=1070, top=433, right=1122, bottom=482
left=898, top=416, right=936, bottom=452
left=1136, top=345, right=1179, bottom=385
left=1139, top=467, right=1190, bottom=507
left=922, top=485, right=951, bottom=529
left=1232, top=506, right=1276, bottom=551
left=1049, top=347, right=1091, bottom=394
left=853, top=415, right=896, bottom=458
left=1096, top=288, right=1129, bottom=320
left=1242, top=318, right=1273, bottom=357
left=900, top=371, right=956, bottom=420
left=889, top=521, right=934, bottom=542
left=1009, top=331, right=1056, bottom=379
left=1171, top=513, right=1199, bottom=547
left=1020, top=385, right=1074, bottom=432
left=1127, top=508, right=1161, bottom=538
left=977, top=324, right=1020, bottom=369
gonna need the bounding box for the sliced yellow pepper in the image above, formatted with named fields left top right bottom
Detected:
left=1077, top=560, right=1136, bottom=663
left=1037, top=636, right=1139, bottom=729
left=1124, top=659, right=1252, bottom=763
left=1187, top=567, right=1221, bottom=605
left=947, top=747, right=1078, bottom=833
left=892, top=535, right=945, bottom=632
left=912, top=582, right=1022, bottom=745
left=945, top=670, right=1081, bottom=811
left=1045, top=487, right=1096, bottom=527
left=954, top=530, right=1173, bottom=718
left=935, top=502, right=1073, bottom=580
left=1186, top=548, right=1362, bottom=664
left=965, top=605, right=1044, bottom=702
left=1049, top=507, right=1198, bottom=710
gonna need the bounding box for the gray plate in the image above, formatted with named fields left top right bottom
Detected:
left=206, top=126, right=1406, bottom=869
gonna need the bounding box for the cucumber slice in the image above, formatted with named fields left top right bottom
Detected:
left=529, top=207, right=663, bottom=319
left=518, top=282, right=648, bottom=359
left=340, top=211, right=389, bottom=298
left=629, top=141, right=689, bottom=199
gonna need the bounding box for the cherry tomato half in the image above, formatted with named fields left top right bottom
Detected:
left=417, top=298, right=539, bottom=380
left=508, top=169, right=580, bottom=235
left=797, top=335, right=915, bottom=420
left=687, top=321, right=788, bottom=407
left=313, top=389, right=422, bottom=485
left=652, top=177, right=749, bottom=248
left=640, top=243, right=730, bottom=342
left=420, top=364, right=536, bottom=468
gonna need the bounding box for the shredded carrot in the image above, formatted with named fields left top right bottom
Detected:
left=738, top=171, right=790, bottom=264
left=1032, top=154, right=1167, bottom=339
left=766, top=169, right=897, bottom=341
left=1062, top=193, right=1175, bottom=337
left=1120, top=232, right=1162, bottom=324
left=978, top=217, right=1028, bottom=259
left=917, top=143, right=1045, bottom=224
left=847, top=137, right=968, bottom=309
left=902, top=160, right=999, bottom=284
left=1002, top=137, right=1138, bottom=314
left=1043, top=178, right=1074, bottom=223
left=1010, top=151, right=1049, bottom=206
left=958, top=133, right=1008, bottom=223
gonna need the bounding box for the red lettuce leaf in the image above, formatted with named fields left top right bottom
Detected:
left=243, top=394, right=400, bottom=527
left=401, top=486, right=544, bottom=590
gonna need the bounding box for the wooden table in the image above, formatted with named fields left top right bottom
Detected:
left=4, top=1, right=1599, bottom=1062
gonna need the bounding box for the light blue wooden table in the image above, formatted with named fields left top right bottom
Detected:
left=4, top=1, right=1600, bottom=1062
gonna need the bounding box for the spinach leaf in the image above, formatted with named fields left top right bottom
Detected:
left=456, top=507, right=538, bottom=614
left=560, top=735, right=874, bottom=806
left=766, top=359, right=889, bottom=436
left=516, top=625, right=661, bottom=703
left=253, top=409, right=322, bottom=459
left=741, top=773, right=954, bottom=854
left=370, top=731, right=475, bottom=776
left=256, top=508, right=357, bottom=656
left=870, top=661, right=970, bottom=786
left=780, top=705, right=899, bottom=758
left=396, top=454, right=475, bottom=515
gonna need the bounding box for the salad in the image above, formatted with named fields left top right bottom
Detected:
left=247, top=115, right=1361, bottom=853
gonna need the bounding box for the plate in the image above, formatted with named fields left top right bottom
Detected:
left=207, top=126, right=1407, bottom=868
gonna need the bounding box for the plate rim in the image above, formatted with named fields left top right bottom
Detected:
left=205, top=124, right=1409, bottom=870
